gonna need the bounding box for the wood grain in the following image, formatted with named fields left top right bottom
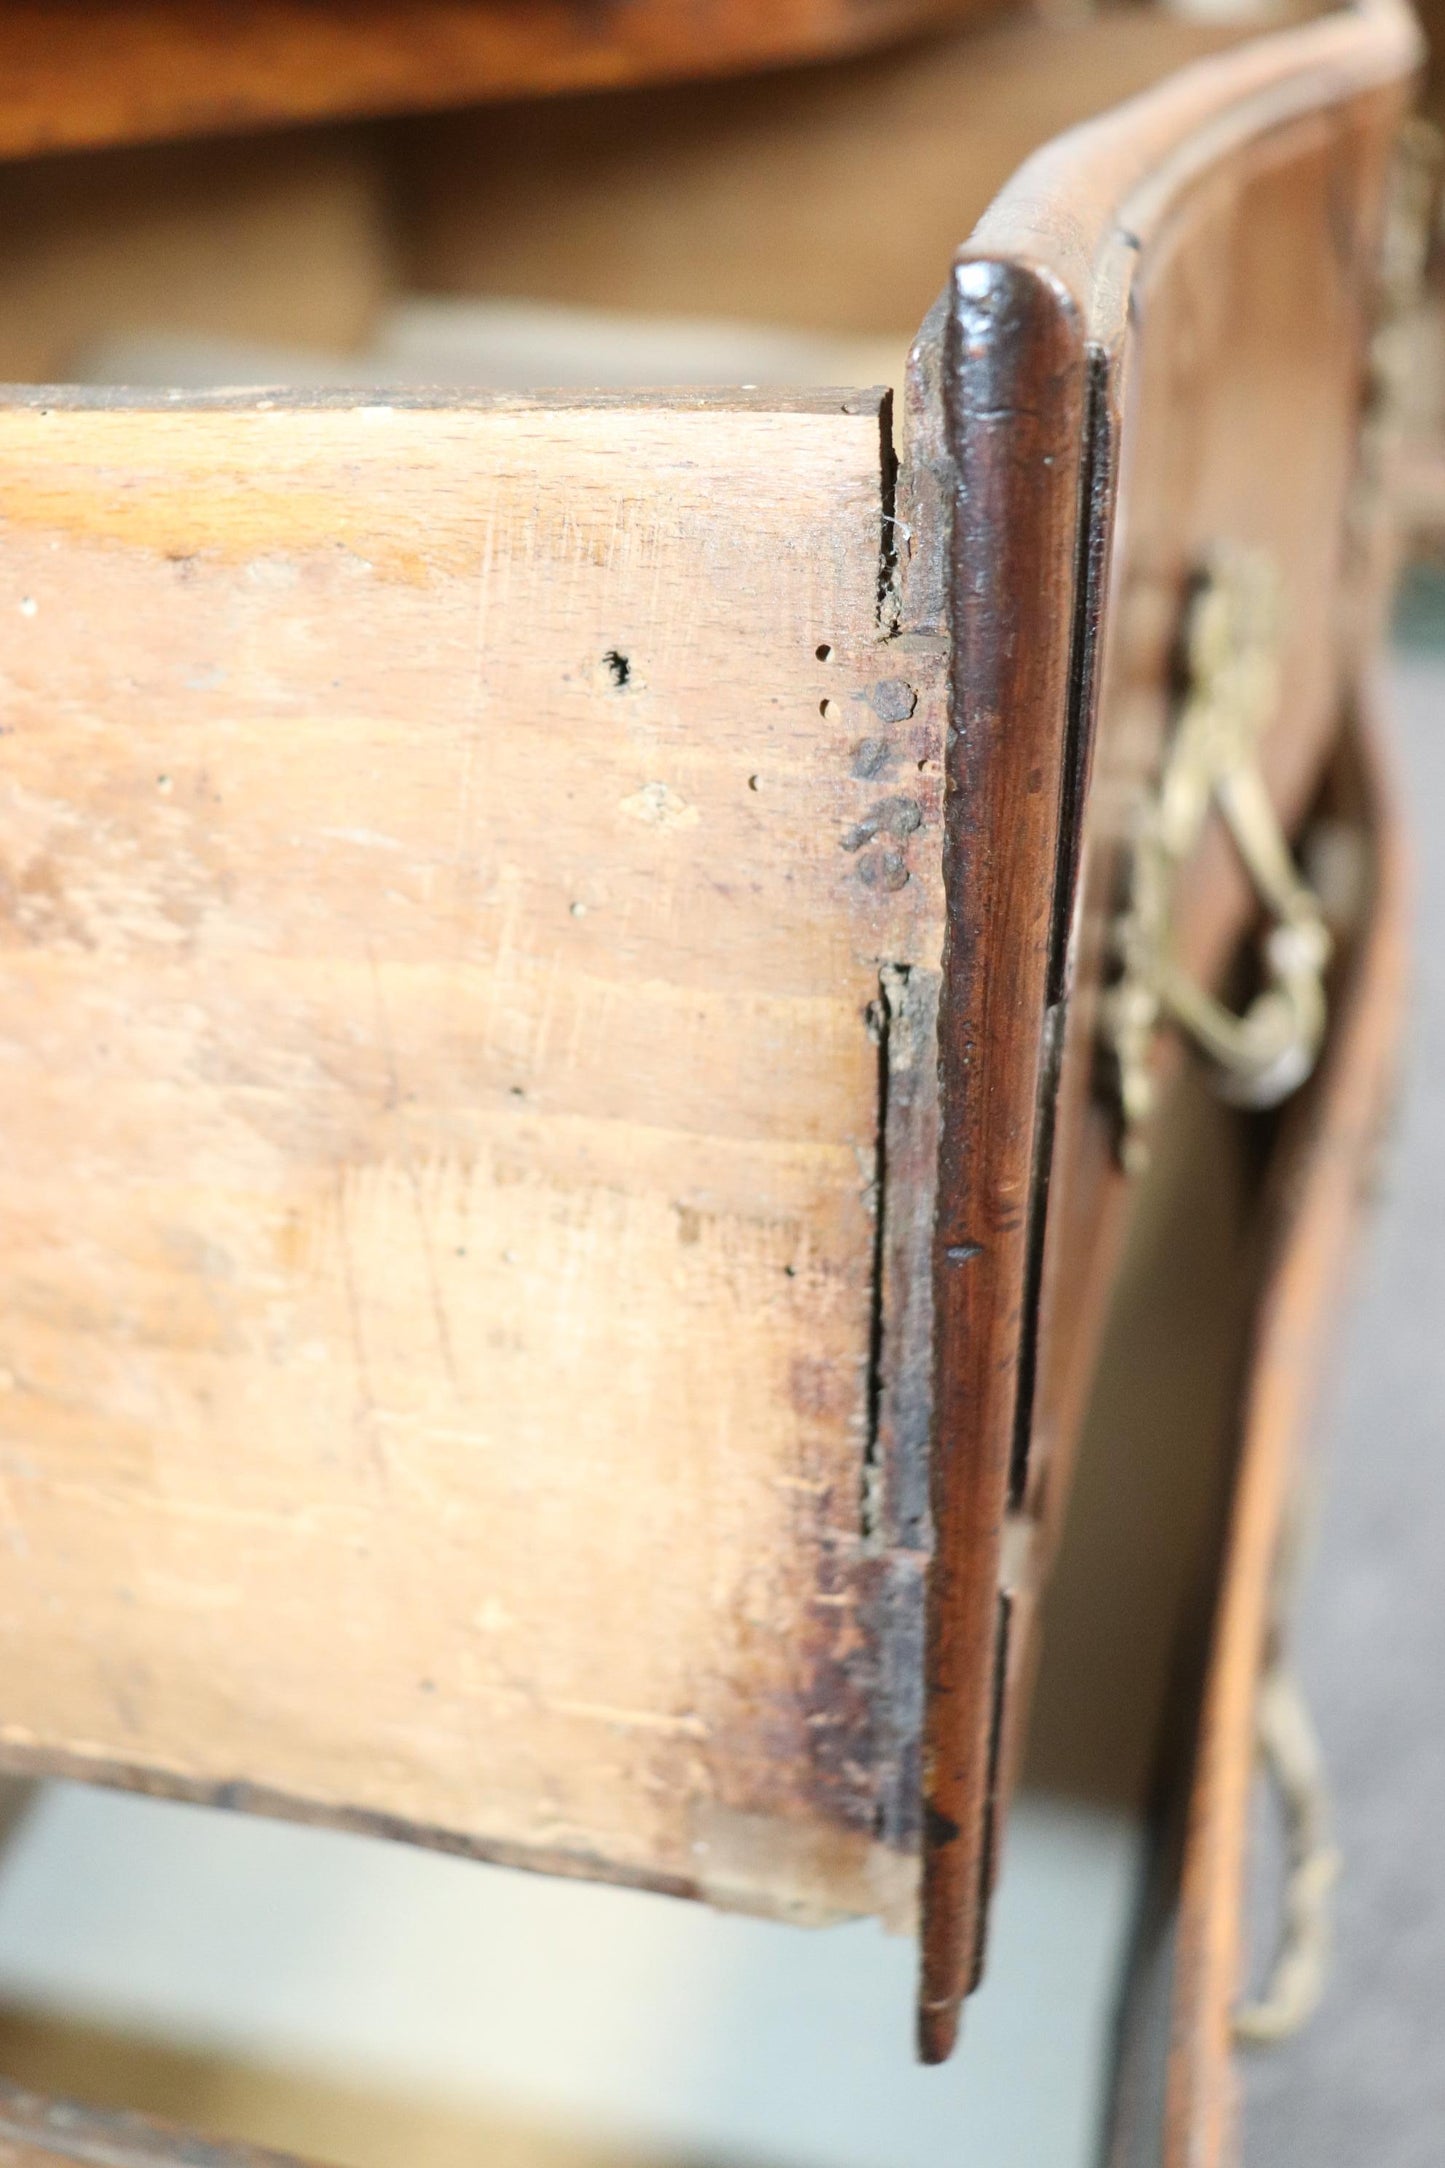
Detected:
left=0, top=0, right=1419, bottom=2091
left=0, top=387, right=943, bottom=1924
left=1021, top=39, right=1414, bottom=1597
left=0, top=0, right=1000, bottom=164
left=917, top=0, right=1421, bottom=2059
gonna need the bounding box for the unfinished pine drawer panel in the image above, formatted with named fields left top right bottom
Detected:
left=0, top=389, right=943, bottom=1922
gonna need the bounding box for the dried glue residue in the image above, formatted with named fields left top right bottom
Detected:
left=618, top=781, right=700, bottom=830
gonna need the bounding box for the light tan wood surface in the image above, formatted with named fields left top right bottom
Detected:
left=0, top=387, right=942, bottom=1922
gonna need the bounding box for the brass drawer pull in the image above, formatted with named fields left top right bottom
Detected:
left=1104, top=548, right=1332, bottom=1170
left=1234, top=1658, right=1341, bottom=2046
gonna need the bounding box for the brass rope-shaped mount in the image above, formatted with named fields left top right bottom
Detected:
left=1102, top=548, right=1332, bottom=1172
left=1234, top=1658, right=1341, bottom=2045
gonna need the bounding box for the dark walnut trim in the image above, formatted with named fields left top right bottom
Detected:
left=918, top=258, right=1091, bottom=2064
left=917, top=0, right=1422, bottom=2066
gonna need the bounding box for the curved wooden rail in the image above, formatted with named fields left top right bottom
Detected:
left=968, top=0, right=1422, bottom=343
left=918, top=0, right=1421, bottom=2063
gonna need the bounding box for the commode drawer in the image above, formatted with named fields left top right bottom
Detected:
left=0, top=0, right=1419, bottom=2114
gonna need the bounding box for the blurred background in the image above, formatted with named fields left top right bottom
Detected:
left=1, top=1, right=1444, bottom=2163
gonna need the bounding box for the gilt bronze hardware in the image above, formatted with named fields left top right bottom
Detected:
left=1103, top=549, right=1332, bottom=1171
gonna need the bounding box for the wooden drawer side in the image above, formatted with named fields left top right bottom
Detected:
left=0, top=386, right=946, bottom=1924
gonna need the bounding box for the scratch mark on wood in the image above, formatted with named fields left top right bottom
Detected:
left=366, top=938, right=460, bottom=1393
left=334, top=1163, right=385, bottom=1482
